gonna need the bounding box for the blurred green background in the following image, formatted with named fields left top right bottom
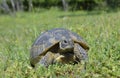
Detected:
left=0, top=0, right=120, bottom=78
left=0, top=0, right=120, bottom=14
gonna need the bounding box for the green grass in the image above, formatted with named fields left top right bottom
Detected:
left=0, top=10, right=120, bottom=78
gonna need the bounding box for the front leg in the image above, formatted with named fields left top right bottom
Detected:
left=38, top=52, right=55, bottom=67
left=74, top=43, right=88, bottom=63
left=74, top=43, right=88, bottom=70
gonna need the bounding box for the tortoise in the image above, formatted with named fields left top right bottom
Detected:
left=30, top=28, right=89, bottom=67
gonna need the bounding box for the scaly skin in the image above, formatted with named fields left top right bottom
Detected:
left=38, top=52, right=76, bottom=67
left=74, top=43, right=88, bottom=62
left=74, top=43, right=88, bottom=70
left=38, top=51, right=55, bottom=67
left=54, top=53, right=76, bottom=64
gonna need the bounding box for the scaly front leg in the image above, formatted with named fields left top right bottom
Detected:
left=38, top=51, right=55, bottom=67
left=74, top=43, right=88, bottom=69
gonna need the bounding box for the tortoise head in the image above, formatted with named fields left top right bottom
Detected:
left=59, top=39, right=74, bottom=53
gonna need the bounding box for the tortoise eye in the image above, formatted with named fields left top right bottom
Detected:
left=63, top=40, right=68, bottom=44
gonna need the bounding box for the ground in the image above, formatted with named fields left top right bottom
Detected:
left=0, top=10, right=120, bottom=78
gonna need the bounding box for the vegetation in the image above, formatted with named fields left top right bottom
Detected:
left=0, top=0, right=120, bottom=14
left=0, top=9, right=120, bottom=77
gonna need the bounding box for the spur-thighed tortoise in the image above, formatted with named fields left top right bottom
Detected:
left=30, top=28, right=89, bottom=67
